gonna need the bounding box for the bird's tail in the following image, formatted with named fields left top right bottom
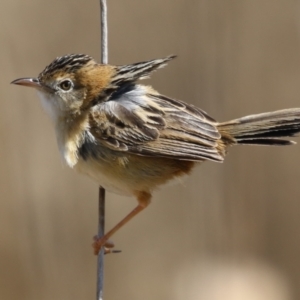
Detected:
left=217, top=108, right=300, bottom=146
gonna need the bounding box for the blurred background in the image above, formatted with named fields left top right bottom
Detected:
left=2, top=1, right=300, bottom=299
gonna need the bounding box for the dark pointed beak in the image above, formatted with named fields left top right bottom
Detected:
left=11, top=77, right=41, bottom=89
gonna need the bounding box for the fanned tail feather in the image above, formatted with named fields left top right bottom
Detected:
left=218, top=108, right=300, bottom=146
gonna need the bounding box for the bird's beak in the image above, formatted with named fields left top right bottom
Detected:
left=11, top=77, right=41, bottom=89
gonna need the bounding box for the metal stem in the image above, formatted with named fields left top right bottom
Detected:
left=97, top=1, right=108, bottom=299
left=97, top=187, right=106, bottom=300
left=100, top=0, right=108, bottom=64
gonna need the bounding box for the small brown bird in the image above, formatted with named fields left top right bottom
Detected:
left=12, top=54, right=300, bottom=254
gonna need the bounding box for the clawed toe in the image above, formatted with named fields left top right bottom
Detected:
left=92, top=236, right=121, bottom=255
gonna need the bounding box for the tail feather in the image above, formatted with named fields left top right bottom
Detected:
left=218, top=108, right=300, bottom=146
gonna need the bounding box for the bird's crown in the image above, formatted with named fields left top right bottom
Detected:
left=38, top=54, right=95, bottom=80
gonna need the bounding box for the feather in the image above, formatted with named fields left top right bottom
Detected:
left=218, top=108, right=300, bottom=146
left=89, top=85, right=223, bottom=162
left=112, top=55, right=176, bottom=85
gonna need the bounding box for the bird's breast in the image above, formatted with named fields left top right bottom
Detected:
left=54, top=113, right=91, bottom=168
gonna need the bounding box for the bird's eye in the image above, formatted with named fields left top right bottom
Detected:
left=59, top=79, right=73, bottom=91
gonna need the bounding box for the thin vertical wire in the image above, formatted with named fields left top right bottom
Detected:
left=100, top=0, right=108, bottom=64
left=97, top=187, right=105, bottom=300
left=97, top=1, right=108, bottom=299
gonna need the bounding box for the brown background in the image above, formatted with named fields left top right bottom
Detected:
left=2, top=1, right=300, bottom=299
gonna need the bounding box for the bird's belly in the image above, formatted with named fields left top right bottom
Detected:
left=74, top=157, right=133, bottom=196
left=74, top=152, right=195, bottom=196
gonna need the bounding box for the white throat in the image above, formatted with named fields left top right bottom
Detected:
left=37, top=90, right=89, bottom=168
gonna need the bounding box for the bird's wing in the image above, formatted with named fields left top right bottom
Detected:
left=89, top=86, right=223, bottom=162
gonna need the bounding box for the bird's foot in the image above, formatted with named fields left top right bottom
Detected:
left=92, top=235, right=121, bottom=255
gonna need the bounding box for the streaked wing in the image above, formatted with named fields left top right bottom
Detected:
left=89, top=86, right=223, bottom=162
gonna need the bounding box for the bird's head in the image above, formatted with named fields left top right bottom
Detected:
left=11, top=54, right=114, bottom=121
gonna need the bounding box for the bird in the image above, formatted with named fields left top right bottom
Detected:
left=11, top=54, right=300, bottom=254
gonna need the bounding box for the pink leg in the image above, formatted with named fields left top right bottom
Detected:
left=92, top=191, right=151, bottom=255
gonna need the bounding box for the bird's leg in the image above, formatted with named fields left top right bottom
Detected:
left=92, top=191, right=151, bottom=255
